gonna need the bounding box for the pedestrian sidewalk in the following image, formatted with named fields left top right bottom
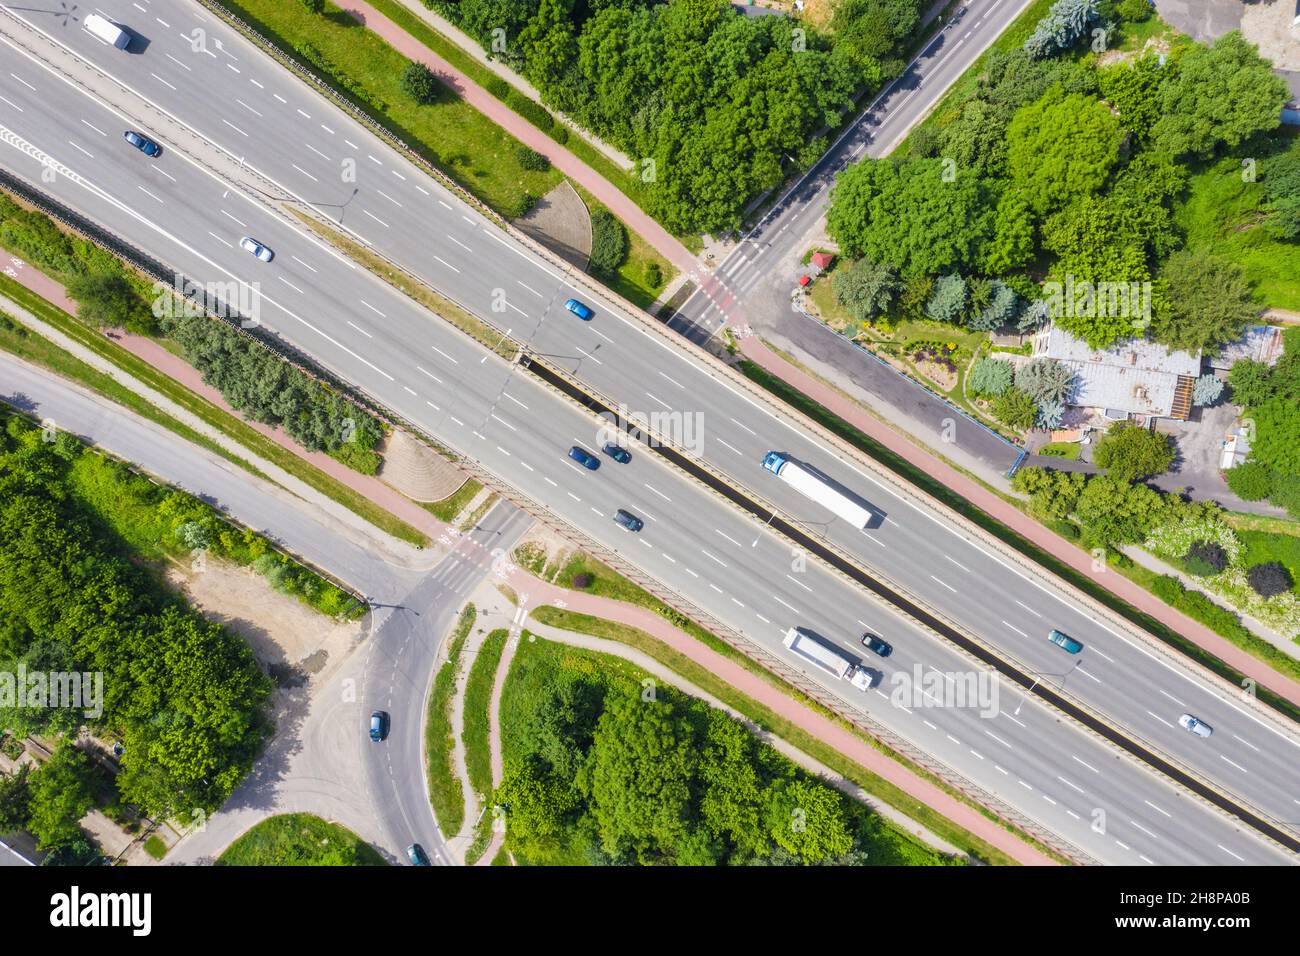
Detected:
left=504, top=571, right=1059, bottom=866
left=4, top=261, right=450, bottom=544
left=735, top=334, right=1300, bottom=711
left=337, top=0, right=698, bottom=276
left=387, top=0, right=634, bottom=171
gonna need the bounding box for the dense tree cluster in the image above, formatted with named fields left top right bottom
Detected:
left=496, top=646, right=952, bottom=866
left=432, top=0, right=926, bottom=233
left=0, top=416, right=272, bottom=829
left=827, top=23, right=1288, bottom=353
left=164, top=315, right=383, bottom=474
left=1091, top=420, right=1175, bottom=482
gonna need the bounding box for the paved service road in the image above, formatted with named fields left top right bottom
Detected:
left=0, top=2, right=1297, bottom=864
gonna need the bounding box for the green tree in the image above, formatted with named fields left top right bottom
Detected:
left=1007, top=86, right=1122, bottom=219
left=828, top=157, right=993, bottom=277
left=1261, top=149, right=1300, bottom=240
left=588, top=209, right=629, bottom=275
left=1092, top=421, right=1176, bottom=481
left=1097, top=54, right=1163, bottom=141
left=832, top=259, right=899, bottom=323
left=400, top=62, right=440, bottom=105
left=764, top=778, right=854, bottom=864
left=65, top=272, right=154, bottom=335
left=1151, top=250, right=1258, bottom=353
left=1225, top=461, right=1274, bottom=501
left=1150, top=32, right=1289, bottom=160
left=1074, top=474, right=1167, bottom=545
left=1248, top=399, right=1300, bottom=479
left=992, top=388, right=1037, bottom=430
left=981, top=188, right=1036, bottom=274
left=578, top=689, right=699, bottom=863
left=26, top=743, right=94, bottom=851
left=0, top=764, right=31, bottom=834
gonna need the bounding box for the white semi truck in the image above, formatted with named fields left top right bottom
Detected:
left=783, top=628, right=873, bottom=690
left=761, top=451, right=873, bottom=530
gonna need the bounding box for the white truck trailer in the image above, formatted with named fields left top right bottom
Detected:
left=783, top=628, right=873, bottom=690
left=761, top=451, right=873, bottom=530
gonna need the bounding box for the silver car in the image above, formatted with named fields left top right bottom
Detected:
left=239, top=236, right=274, bottom=262
left=1178, top=713, right=1213, bottom=738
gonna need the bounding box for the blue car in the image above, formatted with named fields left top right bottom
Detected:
left=602, top=442, right=631, bottom=463
left=1047, top=629, right=1084, bottom=654
left=568, top=445, right=600, bottom=470
left=564, top=298, right=593, bottom=321
left=407, top=843, right=431, bottom=866
left=123, top=130, right=161, bottom=157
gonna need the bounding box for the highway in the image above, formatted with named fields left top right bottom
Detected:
left=0, top=0, right=1296, bottom=864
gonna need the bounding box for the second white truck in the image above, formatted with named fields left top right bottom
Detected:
left=783, top=627, right=873, bottom=690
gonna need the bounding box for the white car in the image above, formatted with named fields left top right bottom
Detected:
left=239, top=237, right=274, bottom=262
left=1179, top=713, right=1213, bottom=738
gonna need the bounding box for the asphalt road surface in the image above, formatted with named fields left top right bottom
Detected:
left=0, top=1, right=1296, bottom=864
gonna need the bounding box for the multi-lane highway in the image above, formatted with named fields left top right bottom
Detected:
left=0, top=0, right=1297, bottom=865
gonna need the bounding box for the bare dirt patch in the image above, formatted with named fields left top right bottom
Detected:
left=167, top=560, right=362, bottom=688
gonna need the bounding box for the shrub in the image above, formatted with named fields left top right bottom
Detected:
left=1247, top=561, right=1293, bottom=597
left=1024, top=0, right=1102, bottom=59
left=833, top=259, right=899, bottom=323
left=993, top=388, right=1037, bottom=430
left=1116, top=0, right=1152, bottom=21
left=1036, top=399, right=1065, bottom=430
left=1093, top=421, right=1175, bottom=481
left=570, top=572, right=593, bottom=589
left=968, top=357, right=1014, bottom=397
left=925, top=274, right=968, bottom=324
left=1225, top=460, right=1274, bottom=501
left=1192, top=374, right=1224, bottom=407
left=1015, top=358, right=1074, bottom=404
left=589, top=209, right=629, bottom=275
left=516, top=146, right=551, bottom=172
left=301, top=0, right=324, bottom=12
left=486, top=76, right=510, bottom=100
left=645, top=262, right=663, bottom=289
left=505, top=90, right=555, bottom=132
left=550, top=125, right=569, bottom=145
left=401, top=62, right=439, bottom=105
left=1184, top=540, right=1228, bottom=576
left=507, top=192, right=537, bottom=220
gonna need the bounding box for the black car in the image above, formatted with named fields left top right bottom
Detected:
left=568, top=445, right=600, bottom=470
left=124, top=130, right=162, bottom=157
left=613, top=509, right=644, bottom=532
left=407, top=843, right=431, bottom=866
left=861, top=633, right=893, bottom=658
left=368, top=710, right=389, bottom=742
left=602, top=442, right=631, bottom=464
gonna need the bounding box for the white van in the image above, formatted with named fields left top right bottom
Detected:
left=85, top=13, right=129, bottom=50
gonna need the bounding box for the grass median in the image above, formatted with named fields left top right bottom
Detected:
left=0, top=274, right=430, bottom=547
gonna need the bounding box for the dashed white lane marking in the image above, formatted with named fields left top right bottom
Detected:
left=1129, top=821, right=1158, bottom=840
left=983, top=730, right=1011, bottom=748
left=80, top=119, right=107, bottom=136
left=403, top=386, right=416, bottom=397
left=659, top=371, right=684, bottom=388
left=944, top=554, right=971, bottom=572
left=433, top=255, right=461, bottom=273
left=136, top=185, right=164, bottom=203
left=164, top=53, right=191, bottom=72
left=702, top=550, right=728, bottom=568
left=305, top=143, right=330, bottom=160
left=490, top=413, right=516, bottom=431
left=929, top=574, right=957, bottom=593
left=516, top=280, right=542, bottom=296
left=1217, top=844, right=1245, bottom=863
left=715, top=437, right=743, bottom=455
left=321, top=124, right=334, bottom=134
left=290, top=255, right=317, bottom=273
left=207, top=231, right=232, bottom=248
left=575, top=346, right=601, bottom=364
left=1143, top=800, right=1171, bottom=818
left=360, top=300, right=385, bottom=317
left=1015, top=600, right=1041, bottom=618
left=67, top=140, right=93, bottom=158
left=346, top=321, right=371, bottom=338
left=0, top=94, right=23, bottom=111
left=235, top=98, right=262, bottom=117
left=503, top=393, right=528, bottom=409
left=221, top=118, right=247, bottom=137
left=1056, top=775, right=1085, bottom=795
left=290, top=163, right=319, bottom=182
left=1219, top=754, right=1249, bottom=774
left=1232, top=734, right=1260, bottom=753
left=1158, top=689, right=1186, bottom=707
left=446, top=235, right=472, bottom=252
left=644, top=390, right=670, bottom=409
left=220, top=209, right=247, bottom=227
left=784, top=574, right=812, bottom=593
left=543, top=477, right=557, bottom=487
left=297, top=108, right=311, bottom=119
left=362, top=209, right=389, bottom=228
left=728, top=417, right=756, bottom=436
left=643, top=484, right=671, bottom=501
left=150, top=72, right=176, bottom=90
left=431, top=346, right=459, bottom=364
left=1146, top=711, right=1174, bottom=729
left=715, top=529, right=743, bottom=548
left=1071, top=755, right=1099, bottom=774
left=1076, top=667, right=1102, bottom=684
left=278, top=276, right=304, bottom=294
left=1001, top=620, right=1027, bottom=638
left=773, top=596, right=798, bottom=613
